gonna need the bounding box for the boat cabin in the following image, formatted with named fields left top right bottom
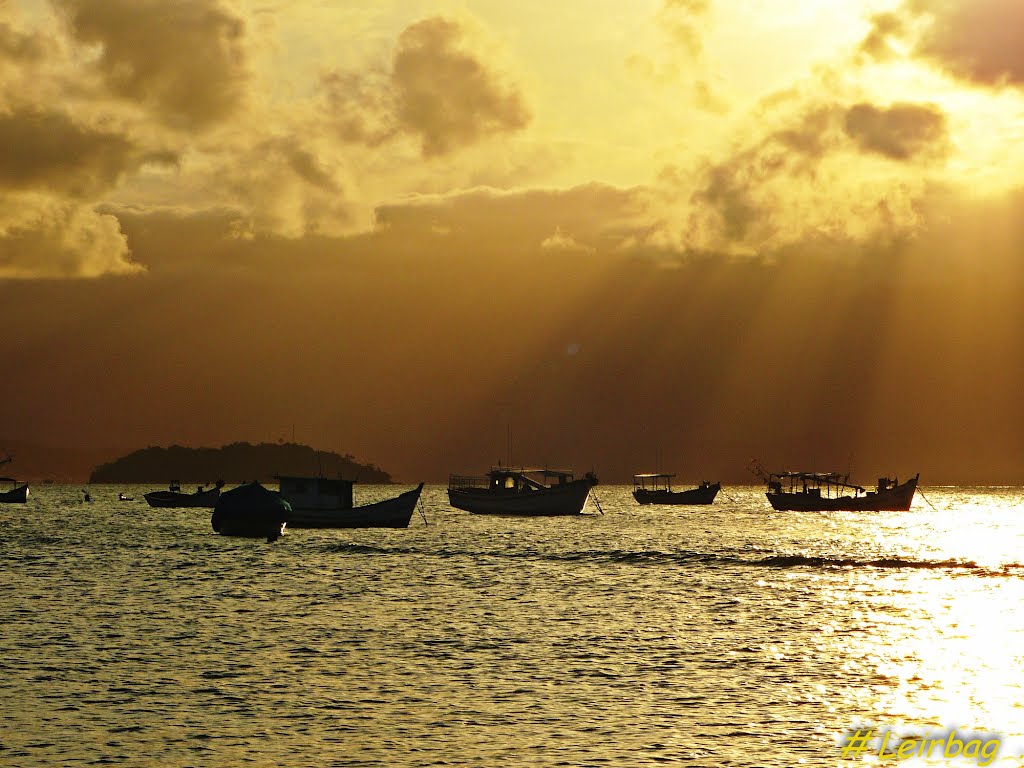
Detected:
left=449, top=467, right=579, bottom=494
left=276, top=475, right=355, bottom=510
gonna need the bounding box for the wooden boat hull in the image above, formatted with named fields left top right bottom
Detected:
left=634, top=482, right=720, bottom=505
left=287, top=484, right=424, bottom=529
left=766, top=475, right=918, bottom=511
left=448, top=479, right=594, bottom=516
left=144, top=488, right=220, bottom=508
left=0, top=483, right=29, bottom=503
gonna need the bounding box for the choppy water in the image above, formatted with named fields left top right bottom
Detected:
left=3, top=484, right=1024, bottom=767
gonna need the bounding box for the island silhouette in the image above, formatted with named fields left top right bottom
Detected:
left=89, top=442, right=392, bottom=484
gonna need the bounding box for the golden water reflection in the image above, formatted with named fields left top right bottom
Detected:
left=821, top=493, right=1024, bottom=762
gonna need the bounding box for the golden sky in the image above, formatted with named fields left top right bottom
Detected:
left=2, top=0, right=1024, bottom=483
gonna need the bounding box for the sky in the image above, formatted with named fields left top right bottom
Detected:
left=1, top=0, right=1024, bottom=484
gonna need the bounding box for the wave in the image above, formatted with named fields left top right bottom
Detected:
left=319, top=542, right=1014, bottom=573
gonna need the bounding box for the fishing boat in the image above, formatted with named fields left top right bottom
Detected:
left=277, top=476, right=425, bottom=528
left=448, top=466, right=598, bottom=516
left=0, top=476, right=29, bottom=503
left=0, top=454, right=28, bottom=503
left=761, top=470, right=919, bottom=511
left=144, top=480, right=223, bottom=508
left=211, top=482, right=290, bottom=541
left=632, top=473, right=721, bottom=505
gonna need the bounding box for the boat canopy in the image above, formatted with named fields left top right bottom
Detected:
left=489, top=467, right=575, bottom=478
left=768, top=471, right=865, bottom=493
left=633, top=472, right=674, bottom=492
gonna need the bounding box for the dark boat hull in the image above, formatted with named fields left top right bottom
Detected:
left=287, top=484, right=424, bottom=529
left=144, top=488, right=220, bottom=508
left=448, top=479, right=594, bottom=516
left=0, top=483, right=29, bottom=503
left=766, top=475, right=918, bottom=511
left=212, top=483, right=290, bottom=541
left=634, top=483, right=720, bottom=505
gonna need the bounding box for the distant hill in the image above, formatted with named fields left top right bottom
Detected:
left=89, top=442, right=392, bottom=484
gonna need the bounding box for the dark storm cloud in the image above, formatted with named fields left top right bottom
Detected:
left=0, top=108, right=173, bottom=198
left=322, top=15, right=530, bottom=157
left=843, top=102, right=949, bottom=160
left=55, top=0, right=250, bottom=128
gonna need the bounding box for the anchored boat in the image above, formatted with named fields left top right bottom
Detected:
left=448, top=466, right=598, bottom=516
left=276, top=476, right=424, bottom=528
left=0, top=454, right=28, bottom=503
left=762, top=470, right=919, bottom=511
left=144, top=480, right=223, bottom=508
left=211, top=482, right=290, bottom=541
left=632, top=474, right=720, bottom=505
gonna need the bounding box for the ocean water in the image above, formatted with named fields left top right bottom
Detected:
left=2, top=484, right=1024, bottom=767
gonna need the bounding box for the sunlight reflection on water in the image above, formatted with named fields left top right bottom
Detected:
left=2, top=484, right=1024, bottom=766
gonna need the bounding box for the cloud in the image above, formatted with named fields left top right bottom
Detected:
left=862, top=1, right=1024, bottom=88
left=0, top=19, right=50, bottom=64
left=913, top=0, right=1024, bottom=87
left=322, top=15, right=530, bottom=157
left=0, top=195, right=141, bottom=279
left=843, top=102, right=949, bottom=160
left=0, top=108, right=174, bottom=198
left=320, top=69, right=398, bottom=148
left=540, top=227, right=595, bottom=255
left=657, top=0, right=711, bottom=58
left=857, top=12, right=907, bottom=62
left=645, top=94, right=950, bottom=259
left=0, top=103, right=171, bottom=279
left=54, top=0, right=250, bottom=128
left=196, top=135, right=360, bottom=239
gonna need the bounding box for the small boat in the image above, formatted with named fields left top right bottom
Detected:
left=448, top=466, right=598, bottom=516
left=277, top=476, right=425, bottom=528
left=0, top=476, right=29, bottom=503
left=761, top=470, right=919, bottom=511
left=632, top=473, right=721, bottom=505
left=118, top=493, right=135, bottom=501
left=144, top=480, right=223, bottom=508
left=211, top=482, right=290, bottom=541
left=0, top=453, right=28, bottom=503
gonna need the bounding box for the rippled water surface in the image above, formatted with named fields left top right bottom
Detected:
left=3, top=484, right=1024, bottom=766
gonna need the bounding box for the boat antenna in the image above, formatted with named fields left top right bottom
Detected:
left=507, top=424, right=512, bottom=468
